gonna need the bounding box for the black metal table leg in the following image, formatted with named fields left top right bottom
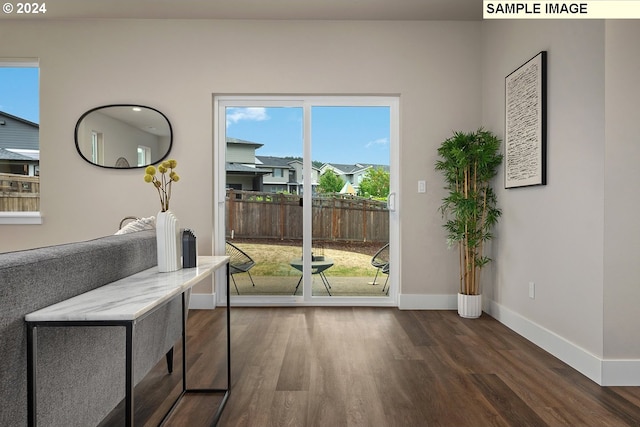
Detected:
left=27, top=324, right=37, bottom=427
left=319, top=272, right=332, bottom=296
left=125, top=322, right=134, bottom=427
left=293, top=276, right=303, bottom=295
left=226, top=262, right=231, bottom=395
left=161, top=262, right=231, bottom=427
left=165, top=348, right=174, bottom=374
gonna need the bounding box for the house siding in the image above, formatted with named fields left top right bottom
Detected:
left=0, top=113, right=39, bottom=151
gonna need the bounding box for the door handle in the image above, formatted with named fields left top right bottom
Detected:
left=386, top=192, right=396, bottom=211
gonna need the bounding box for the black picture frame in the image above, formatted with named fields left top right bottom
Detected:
left=504, top=51, right=547, bottom=189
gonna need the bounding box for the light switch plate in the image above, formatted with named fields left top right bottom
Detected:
left=529, top=282, right=535, bottom=299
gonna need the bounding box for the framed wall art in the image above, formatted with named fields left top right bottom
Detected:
left=504, top=50, right=547, bottom=189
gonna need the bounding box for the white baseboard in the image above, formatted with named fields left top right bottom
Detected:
left=485, top=299, right=603, bottom=384
left=189, top=292, right=216, bottom=309
left=398, top=294, right=640, bottom=386
left=485, top=299, right=640, bottom=386
left=602, top=360, right=640, bottom=386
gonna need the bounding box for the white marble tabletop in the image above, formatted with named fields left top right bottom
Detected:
left=25, top=255, right=229, bottom=323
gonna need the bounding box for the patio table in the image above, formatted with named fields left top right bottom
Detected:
left=290, top=257, right=334, bottom=296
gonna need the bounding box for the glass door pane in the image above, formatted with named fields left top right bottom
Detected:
left=310, top=106, right=391, bottom=297
left=224, top=106, right=305, bottom=296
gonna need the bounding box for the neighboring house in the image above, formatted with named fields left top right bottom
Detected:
left=256, top=156, right=319, bottom=194
left=319, top=162, right=389, bottom=193
left=0, top=111, right=39, bottom=176
left=227, top=137, right=389, bottom=195
left=0, top=147, right=38, bottom=175
left=225, top=137, right=270, bottom=191
left=226, top=137, right=322, bottom=194
left=254, top=155, right=291, bottom=192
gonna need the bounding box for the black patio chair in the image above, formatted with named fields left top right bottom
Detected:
left=226, top=241, right=256, bottom=294
left=371, top=243, right=389, bottom=293
left=381, top=262, right=390, bottom=295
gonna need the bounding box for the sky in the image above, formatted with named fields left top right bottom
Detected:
left=226, top=106, right=390, bottom=166
left=0, top=68, right=390, bottom=166
left=0, top=67, right=40, bottom=124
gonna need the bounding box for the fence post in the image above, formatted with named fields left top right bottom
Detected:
left=331, top=197, right=337, bottom=241
left=280, top=193, right=285, bottom=240
left=362, top=199, right=368, bottom=242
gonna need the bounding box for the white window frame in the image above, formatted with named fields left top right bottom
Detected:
left=137, top=144, right=151, bottom=167
left=0, top=58, right=41, bottom=224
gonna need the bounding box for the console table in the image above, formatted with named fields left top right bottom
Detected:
left=25, top=255, right=230, bottom=427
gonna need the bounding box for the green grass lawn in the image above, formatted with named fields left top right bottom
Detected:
left=233, top=243, right=377, bottom=277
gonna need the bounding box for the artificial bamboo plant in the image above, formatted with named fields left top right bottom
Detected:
left=435, top=129, right=503, bottom=296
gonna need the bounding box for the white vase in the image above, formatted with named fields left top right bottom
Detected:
left=156, top=210, right=182, bottom=272
left=457, top=293, right=482, bottom=319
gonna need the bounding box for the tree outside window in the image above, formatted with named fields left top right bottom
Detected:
left=317, top=169, right=344, bottom=194
left=358, top=167, right=390, bottom=200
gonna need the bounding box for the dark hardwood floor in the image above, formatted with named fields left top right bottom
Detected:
left=103, top=307, right=640, bottom=427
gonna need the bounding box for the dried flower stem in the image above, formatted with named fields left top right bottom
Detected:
left=144, top=160, right=180, bottom=212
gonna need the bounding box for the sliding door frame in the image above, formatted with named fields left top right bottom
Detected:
left=213, top=95, right=400, bottom=307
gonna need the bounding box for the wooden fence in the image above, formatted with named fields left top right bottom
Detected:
left=226, top=189, right=389, bottom=242
left=0, top=173, right=40, bottom=211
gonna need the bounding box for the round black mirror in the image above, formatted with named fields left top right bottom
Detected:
left=74, top=104, right=173, bottom=169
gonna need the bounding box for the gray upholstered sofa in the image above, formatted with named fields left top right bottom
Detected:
left=0, top=229, right=182, bottom=427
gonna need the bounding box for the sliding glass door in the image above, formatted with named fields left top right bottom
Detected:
left=214, top=96, right=398, bottom=306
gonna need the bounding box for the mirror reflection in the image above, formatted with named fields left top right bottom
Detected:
left=74, top=104, right=172, bottom=168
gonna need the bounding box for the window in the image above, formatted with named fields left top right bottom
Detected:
left=0, top=59, right=41, bottom=224
left=137, top=145, right=151, bottom=167
left=273, top=168, right=283, bottom=178
left=91, top=131, right=104, bottom=164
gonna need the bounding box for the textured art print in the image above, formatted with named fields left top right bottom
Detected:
left=504, top=51, right=547, bottom=189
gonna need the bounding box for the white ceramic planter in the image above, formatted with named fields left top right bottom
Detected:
left=156, top=210, right=182, bottom=272
left=457, top=293, right=482, bottom=319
